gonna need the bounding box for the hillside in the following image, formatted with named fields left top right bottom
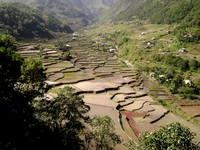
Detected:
left=1, top=0, right=200, bottom=149
left=84, top=1, right=200, bottom=101
left=105, top=0, right=195, bottom=23
left=0, top=2, right=73, bottom=39
left=1, top=0, right=119, bottom=30
left=102, top=0, right=200, bottom=43
left=99, top=0, right=139, bottom=21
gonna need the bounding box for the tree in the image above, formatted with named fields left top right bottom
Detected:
left=0, top=33, right=18, bottom=50
left=34, top=87, right=90, bottom=149
left=0, top=34, right=121, bottom=149
left=135, top=122, right=200, bottom=150
left=189, top=59, right=199, bottom=70
left=0, top=37, right=80, bottom=149
left=170, top=74, right=183, bottom=94
left=0, top=42, right=51, bottom=149
left=0, top=47, right=23, bottom=90
left=85, top=115, right=122, bottom=150
left=18, top=57, right=47, bottom=98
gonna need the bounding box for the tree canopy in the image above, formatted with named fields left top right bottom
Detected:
left=85, top=115, right=122, bottom=150
left=0, top=33, right=122, bottom=150
left=136, top=122, right=200, bottom=150
left=0, top=34, right=18, bottom=50
left=34, top=87, right=90, bottom=149
left=0, top=2, right=73, bottom=39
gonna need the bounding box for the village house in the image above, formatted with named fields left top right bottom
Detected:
left=179, top=48, right=187, bottom=53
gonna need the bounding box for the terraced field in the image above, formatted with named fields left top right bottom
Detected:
left=17, top=37, right=200, bottom=149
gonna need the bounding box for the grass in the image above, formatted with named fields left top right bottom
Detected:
left=48, top=87, right=61, bottom=94
left=64, top=72, right=77, bottom=78
left=40, top=43, right=55, bottom=49
left=142, top=73, right=200, bottom=127
left=86, top=21, right=200, bottom=124
left=45, top=67, right=64, bottom=73
left=157, top=98, right=200, bottom=127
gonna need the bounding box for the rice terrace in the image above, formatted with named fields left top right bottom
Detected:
left=1, top=0, right=200, bottom=149
left=16, top=33, right=200, bottom=149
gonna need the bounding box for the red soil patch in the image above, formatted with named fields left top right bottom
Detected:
left=120, top=111, right=143, bottom=137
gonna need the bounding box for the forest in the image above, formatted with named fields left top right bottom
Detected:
left=108, top=0, right=200, bottom=43
left=0, top=2, right=72, bottom=39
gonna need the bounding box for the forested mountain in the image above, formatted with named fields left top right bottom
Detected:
left=1, top=0, right=199, bottom=41
left=0, top=2, right=73, bottom=39
left=99, top=0, right=139, bottom=21
left=103, top=0, right=195, bottom=23
left=1, top=0, right=119, bottom=29
left=102, top=0, right=200, bottom=43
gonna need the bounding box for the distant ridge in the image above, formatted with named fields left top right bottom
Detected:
left=0, top=2, right=73, bottom=39
left=100, top=0, right=200, bottom=43
left=0, top=0, right=119, bottom=30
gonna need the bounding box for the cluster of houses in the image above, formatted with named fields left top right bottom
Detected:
left=72, top=33, right=79, bottom=40
left=179, top=48, right=187, bottom=53
left=72, top=33, right=84, bottom=41
left=145, top=41, right=155, bottom=49
left=92, top=40, right=118, bottom=53
left=149, top=72, right=192, bottom=86
left=140, top=30, right=188, bottom=54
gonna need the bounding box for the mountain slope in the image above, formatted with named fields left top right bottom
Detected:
left=1, top=0, right=119, bottom=29
left=0, top=2, right=73, bottom=39
left=112, top=0, right=192, bottom=23
left=103, top=0, right=200, bottom=43
left=99, top=0, right=139, bottom=21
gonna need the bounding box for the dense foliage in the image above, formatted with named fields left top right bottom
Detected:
left=1, top=0, right=119, bottom=29
left=0, top=45, right=51, bottom=149
left=136, top=122, right=200, bottom=150
left=0, top=34, right=18, bottom=50
left=106, top=0, right=200, bottom=43
left=0, top=2, right=73, bottom=39
left=85, top=116, right=121, bottom=149
left=0, top=33, right=123, bottom=149
left=176, top=0, right=200, bottom=43
left=149, top=54, right=200, bottom=97
left=153, top=54, right=200, bottom=72
left=0, top=33, right=87, bottom=149
left=34, top=87, right=91, bottom=149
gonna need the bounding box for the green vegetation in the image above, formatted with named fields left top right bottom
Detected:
left=0, top=34, right=18, bottom=50
left=85, top=115, right=122, bottom=150
left=86, top=21, right=200, bottom=100
left=0, top=33, right=122, bottom=149
left=150, top=54, right=200, bottom=97
left=103, top=0, right=200, bottom=43
left=176, top=0, right=200, bottom=43
left=0, top=34, right=54, bottom=149
left=19, top=58, right=47, bottom=96
left=135, top=122, right=200, bottom=150
left=55, top=40, right=72, bottom=60
left=34, top=87, right=90, bottom=149
left=0, top=2, right=72, bottom=39
left=1, top=0, right=119, bottom=30
left=0, top=42, right=23, bottom=89
left=1, top=0, right=200, bottom=148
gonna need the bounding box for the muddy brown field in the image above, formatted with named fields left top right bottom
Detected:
left=17, top=37, right=200, bottom=149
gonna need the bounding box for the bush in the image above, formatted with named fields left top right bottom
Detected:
left=189, top=59, right=200, bottom=71
left=136, top=122, right=200, bottom=150
left=0, top=34, right=18, bottom=50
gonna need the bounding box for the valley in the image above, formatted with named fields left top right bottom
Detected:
left=1, top=0, right=200, bottom=149
left=16, top=32, right=200, bottom=148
